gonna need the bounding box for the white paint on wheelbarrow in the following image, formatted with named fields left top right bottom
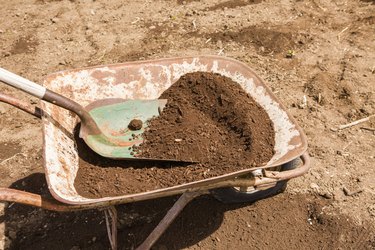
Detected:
left=41, top=56, right=306, bottom=204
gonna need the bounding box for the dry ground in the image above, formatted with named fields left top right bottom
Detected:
left=0, top=0, right=374, bottom=249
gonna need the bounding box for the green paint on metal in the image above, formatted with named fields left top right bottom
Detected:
left=85, top=99, right=166, bottom=159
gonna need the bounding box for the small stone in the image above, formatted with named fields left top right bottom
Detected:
left=30, top=99, right=38, bottom=104
left=0, top=105, right=8, bottom=114
left=310, top=183, right=319, bottom=190
left=128, top=119, right=143, bottom=130
left=86, top=23, right=93, bottom=29
left=176, top=116, right=183, bottom=123
left=216, top=40, right=223, bottom=48
left=149, top=25, right=156, bottom=30
left=368, top=204, right=375, bottom=217
left=51, top=17, right=59, bottom=23
left=85, top=29, right=93, bottom=36
left=320, top=192, right=332, bottom=199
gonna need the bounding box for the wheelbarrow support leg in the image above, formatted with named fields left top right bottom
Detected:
left=104, top=206, right=118, bottom=250
left=136, top=191, right=207, bottom=250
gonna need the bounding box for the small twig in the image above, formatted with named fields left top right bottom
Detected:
left=312, top=0, right=326, bottom=11
left=338, top=26, right=349, bottom=41
left=93, top=49, right=107, bottom=62
left=205, top=38, right=212, bottom=43
left=131, top=17, right=140, bottom=24
left=342, top=141, right=352, bottom=151
left=338, top=115, right=374, bottom=130
left=360, top=127, right=375, bottom=132
left=217, top=48, right=225, bottom=55
left=192, top=19, right=196, bottom=30
left=104, top=206, right=118, bottom=250
left=343, top=186, right=363, bottom=196
left=0, top=153, right=26, bottom=165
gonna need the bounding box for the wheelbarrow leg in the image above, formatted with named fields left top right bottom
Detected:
left=104, top=206, right=118, bottom=250
left=136, top=191, right=207, bottom=250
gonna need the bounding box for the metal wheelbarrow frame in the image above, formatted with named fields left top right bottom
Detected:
left=0, top=56, right=310, bottom=249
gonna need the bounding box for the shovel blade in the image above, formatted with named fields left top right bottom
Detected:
left=83, top=99, right=167, bottom=159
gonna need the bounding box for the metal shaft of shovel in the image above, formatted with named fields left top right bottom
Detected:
left=0, top=67, right=101, bottom=137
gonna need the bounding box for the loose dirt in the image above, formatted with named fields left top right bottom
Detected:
left=1, top=0, right=374, bottom=249
left=74, top=72, right=274, bottom=198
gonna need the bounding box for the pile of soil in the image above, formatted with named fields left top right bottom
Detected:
left=74, top=72, right=275, bottom=198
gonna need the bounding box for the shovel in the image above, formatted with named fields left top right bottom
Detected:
left=0, top=67, right=167, bottom=160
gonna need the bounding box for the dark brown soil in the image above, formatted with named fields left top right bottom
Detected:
left=74, top=72, right=275, bottom=198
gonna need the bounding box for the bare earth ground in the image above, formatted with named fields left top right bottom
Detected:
left=0, top=0, right=374, bottom=249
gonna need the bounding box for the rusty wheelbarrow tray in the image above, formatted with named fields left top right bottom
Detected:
left=0, top=56, right=310, bottom=249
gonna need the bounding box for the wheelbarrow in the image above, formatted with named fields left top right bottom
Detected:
left=0, top=56, right=310, bottom=250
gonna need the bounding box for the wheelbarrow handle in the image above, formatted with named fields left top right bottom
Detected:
left=0, top=93, right=42, bottom=118
left=0, top=187, right=92, bottom=212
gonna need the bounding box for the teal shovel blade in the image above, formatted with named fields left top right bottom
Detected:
left=83, top=99, right=167, bottom=159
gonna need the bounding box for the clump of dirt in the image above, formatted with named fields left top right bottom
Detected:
left=128, top=119, right=143, bottom=130
left=74, top=72, right=275, bottom=198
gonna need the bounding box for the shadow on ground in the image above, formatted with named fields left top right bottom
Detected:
left=2, top=173, right=249, bottom=250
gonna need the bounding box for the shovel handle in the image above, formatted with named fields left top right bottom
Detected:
left=0, top=67, right=101, bottom=135
left=0, top=67, right=46, bottom=98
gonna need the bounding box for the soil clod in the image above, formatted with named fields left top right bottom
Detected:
left=128, top=119, right=143, bottom=130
